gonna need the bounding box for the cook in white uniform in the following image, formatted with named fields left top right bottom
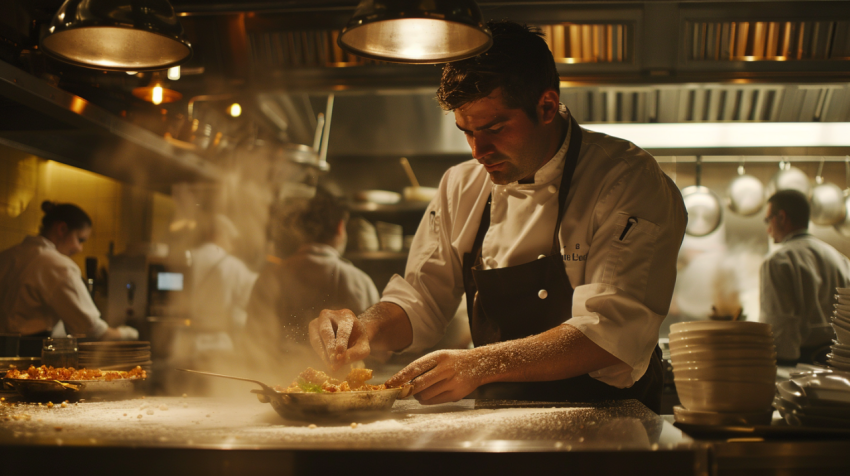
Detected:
left=0, top=201, right=138, bottom=346
left=246, top=188, right=379, bottom=355
left=760, top=190, right=850, bottom=364
left=308, top=21, right=686, bottom=410
left=171, top=214, right=258, bottom=360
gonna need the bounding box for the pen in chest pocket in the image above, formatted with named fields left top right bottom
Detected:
left=619, top=217, right=638, bottom=241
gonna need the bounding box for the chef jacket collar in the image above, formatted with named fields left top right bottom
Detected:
left=24, top=234, right=56, bottom=250
left=502, top=104, right=572, bottom=188
left=781, top=229, right=810, bottom=243
left=297, top=243, right=341, bottom=259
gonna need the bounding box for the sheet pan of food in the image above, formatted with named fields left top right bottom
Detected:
left=1, top=365, right=147, bottom=400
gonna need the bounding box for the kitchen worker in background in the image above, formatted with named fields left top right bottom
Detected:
left=760, top=189, right=850, bottom=365
left=0, top=201, right=138, bottom=355
left=170, top=214, right=258, bottom=363
left=246, top=187, right=379, bottom=360
left=308, top=21, right=687, bottom=412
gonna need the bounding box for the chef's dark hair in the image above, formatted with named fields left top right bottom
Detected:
left=768, top=190, right=809, bottom=229
left=287, top=187, right=349, bottom=245
left=437, top=20, right=560, bottom=122
left=39, top=201, right=92, bottom=234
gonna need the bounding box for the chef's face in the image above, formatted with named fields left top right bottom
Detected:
left=764, top=203, right=784, bottom=243
left=455, top=88, right=559, bottom=185
left=55, top=223, right=91, bottom=257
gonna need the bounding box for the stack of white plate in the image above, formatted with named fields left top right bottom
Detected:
left=669, top=320, right=777, bottom=425
left=78, top=341, right=151, bottom=372
left=775, top=368, right=850, bottom=427
left=830, top=288, right=850, bottom=370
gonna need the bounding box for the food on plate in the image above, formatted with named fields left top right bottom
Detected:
left=276, top=367, right=388, bottom=394
left=3, top=365, right=146, bottom=381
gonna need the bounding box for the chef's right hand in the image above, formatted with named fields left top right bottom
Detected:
left=308, top=309, right=370, bottom=371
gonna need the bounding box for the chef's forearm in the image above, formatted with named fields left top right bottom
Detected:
left=476, top=324, right=624, bottom=385
left=360, top=302, right=414, bottom=353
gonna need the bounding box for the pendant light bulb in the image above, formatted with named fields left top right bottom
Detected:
left=229, top=103, right=242, bottom=117
left=152, top=86, right=164, bottom=105
left=167, top=66, right=181, bottom=81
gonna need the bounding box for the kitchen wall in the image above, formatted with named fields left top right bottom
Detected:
left=0, top=143, right=173, bottom=275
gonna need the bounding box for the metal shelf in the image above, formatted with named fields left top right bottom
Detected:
left=0, top=60, right=223, bottom=191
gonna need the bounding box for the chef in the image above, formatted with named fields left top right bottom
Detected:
left=0, top=201, right=138, bottom=352
left=760, top=189, right=850, bottom=364
left=308, top=21, right=686, bottom=412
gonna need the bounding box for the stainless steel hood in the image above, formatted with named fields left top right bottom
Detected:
left=261, top=81, right=850, bottom=159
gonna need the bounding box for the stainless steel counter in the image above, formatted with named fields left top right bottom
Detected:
left=0, top=396, right=704, bottom=475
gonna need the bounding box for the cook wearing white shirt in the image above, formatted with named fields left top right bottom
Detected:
left=308, top=21, right=686, bottom=411
left=0, top=201, right=137, bottom=344
left=760, top=190, right=850, bottom=363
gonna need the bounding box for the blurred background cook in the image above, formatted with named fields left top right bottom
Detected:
left=0, top=201, right=138, bottom=355
left=245, top=187, right=379, bottom=358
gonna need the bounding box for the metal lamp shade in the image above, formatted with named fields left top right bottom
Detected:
left=41, top=0, right=192, bottom=71
left=338, top=0, right=492, bottom=64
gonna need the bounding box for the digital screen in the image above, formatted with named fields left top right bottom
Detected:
left=156, top=272, right=184, bottom=291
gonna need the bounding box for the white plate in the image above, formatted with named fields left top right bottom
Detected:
left=674, top=405, right=772, bottom=426
left=828, top=359, right=850, bottom=371
left=672, top=359, right=777, bottom=369
left=669, top=347, right=777, bottom=361
left=833, top=340, right=850, bottom=351
left=837, top=287, right=850, bottom=296
left=827, top=353, right=850, bottom=365
left=792, top=374, right=850, bottom=406
left=832, top=312, right=850, bottom=325
left=669, top=334, right=775, bottom=347
left=669, top=320, right=772, bottom=335
left=675, top=380, right=776, bottom=412
left=836, top=295, right=850, bottom=306
left=830, top=346, right=850, bottom=359
left=832, top=323, right=850, bottom=344
left=835, top=303, right=850, bottom=313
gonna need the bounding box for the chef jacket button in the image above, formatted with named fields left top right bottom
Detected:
left=538, top=254, right=546, bottom=259
left=538, top=289, right=548, bottom=299
left=548, top=185, right=557, bottom=193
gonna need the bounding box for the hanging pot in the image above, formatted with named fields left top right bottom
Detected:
left=765, top=160, right=811, bottom=199
left=682, top=156, right=723, bottom=237
left=726, top=159, right=764, bottom=216
left=810, top=159, right=846, bottom=226
left=834, top=158, right=850, bottom=236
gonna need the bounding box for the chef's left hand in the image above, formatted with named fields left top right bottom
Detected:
left=385, top=349, right=485, bottom=405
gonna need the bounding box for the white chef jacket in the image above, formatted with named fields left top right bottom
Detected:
left=381, top=108, right=687, bottom=388
left=170, top=243, right=258, bottom=359
left=759, top=230, right=850, bottom=361
left=189, top=243, right=258, bottom=332
left=247, top=243, right=380, bottom=345
left=0, top=235, right=108, bottom=338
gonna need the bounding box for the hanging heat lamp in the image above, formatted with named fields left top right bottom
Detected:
left=132, top=72, right=181, bottom=105
left=337, top=0, right=492, bottom=64
left=41, top=0, right=192, bottom=71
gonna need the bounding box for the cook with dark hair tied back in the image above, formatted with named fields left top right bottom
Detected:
left=0, top=201, right=138, bottom=353
left=307, top=21, right=687, bottom=412
left=760, top=190, right=850, bottom=365
left=245, top=187, right=379, bottom=361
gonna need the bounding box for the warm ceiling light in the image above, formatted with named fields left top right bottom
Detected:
left=167, top=66, right=181, bottom=81
left=338, top=0, right=492, bottom=64
left=584, top=122, right=850, bottom=148
left=41, top=0, right=192, bottom=71
left=132, top=73, right=182, bottom=105
left=228, top=103, right=242, bottom=117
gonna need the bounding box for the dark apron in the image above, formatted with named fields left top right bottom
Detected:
left=461, top=117, right=663, bottom=413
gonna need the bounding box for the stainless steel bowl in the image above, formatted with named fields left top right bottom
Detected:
left=254, top=387, right=403, bottom=420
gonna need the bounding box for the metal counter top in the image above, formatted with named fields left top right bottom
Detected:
left=0, top=396, right=705, bottom=475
